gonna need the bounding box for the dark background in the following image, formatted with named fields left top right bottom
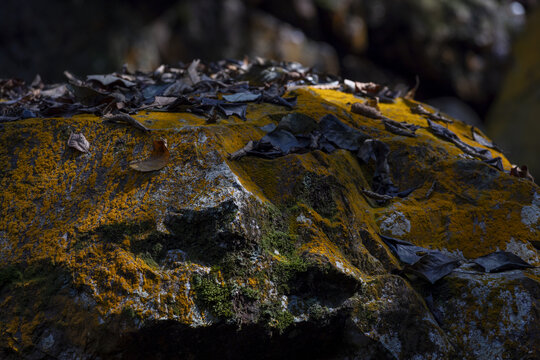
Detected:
left=1, top=0, right=538, bottom=173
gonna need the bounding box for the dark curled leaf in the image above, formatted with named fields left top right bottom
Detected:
left=319, top=114, right=370, bottom=152
left=396, top=186, right=418, bottom=198
left=472, top=251, right=534, bottom=273
left=276, top=113, right=318, bottom=135
left=259, top=123, right=277, bottom=132
left=411, top=104, right=453, bottom=123
left=102, top=113, right=149, bottom=132
left=142, top=84, right=173, bottom=100
left=261, top=129, right=302, bottom=155
left=21, top=109, right=37, bottom=119
left=406, top=252, right=460, bottom=284
left=379, top=234, right=424, bottom=265
left=383, top=119, right=417, bottom=137
left=428, top=120, right=492, bottom=160
left=222, top=91, right=261, bottom=103
left=87, top=75, right=135, bottom=88
left=217, top=103, right=247, bottom=120
left=263, top=95, right=297, bottom=109
left=379, top=234, right=459, bottom=284
left=471, top=127, right=498, bottom=149
left=484, top=157, right=504, bottom=171
left=67, top=83, right=109, bottom=106
left=162, top=81, right=193, bottom=97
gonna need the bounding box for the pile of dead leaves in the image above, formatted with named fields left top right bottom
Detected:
left=0, top=58, right=338, bottom=122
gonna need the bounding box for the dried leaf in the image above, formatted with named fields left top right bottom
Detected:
left=379, top=234, right=460, bottom=284
left=87, top=75, right=135, bottom=88
left=472, top=251, right=534, bottom=273
left=68, top=132, right=90, bottom=153
left=510, top=165, right=535, bottom=182
left=222, top=91, right=261, bottom=102
left=411, top=104, right=453, bottom=124
left=351, top=102, right=384, bottom=119
left=382, top=119, right=418, bottom=137
left=361, top=188, right=393, bottom=201
left=428, top=120, right=492, bottom=160
left=187, top=59, right=201, bottom=85
left=102, top=113, right=149, bottom=132
left=129, top=138, right=170, bottom=172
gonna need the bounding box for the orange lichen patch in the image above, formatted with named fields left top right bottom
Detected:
left=299, top=225, right=367, bottom=280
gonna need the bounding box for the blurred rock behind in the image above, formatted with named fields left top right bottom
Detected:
left=0, top=0, right=538, bottom=167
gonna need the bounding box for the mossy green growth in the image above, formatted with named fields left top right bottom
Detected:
left=192, top=274, right=233, bottom=319
left=259, top=302, right=294, bottom=334
left=259, top=204, right=309, bottom=294
left=272, top=255, right=308, bottom=294
left=261, top=230, right=296, bottom=256
left=240, top=286, right=261, bottom=301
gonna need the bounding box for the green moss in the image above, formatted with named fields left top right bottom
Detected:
left=216, top=252, right=251, bottom=279
left=259, top=302, right=294, bottom=334
left=307, top=303, right=327, bottom=321
left=241, top=286, right=261, bottom=301
left=261, top=230, right=296, bottom=256
left=192, top=274, right=233, bottom=319
left=272, top=256, right=308, bottom=294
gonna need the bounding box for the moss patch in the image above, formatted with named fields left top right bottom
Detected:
left=192, top=274, right=233, bottom=319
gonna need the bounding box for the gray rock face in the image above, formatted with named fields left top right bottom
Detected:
left=0, top=82, right=538, bottom=359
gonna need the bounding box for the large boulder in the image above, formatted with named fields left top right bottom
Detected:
left=0, top=63, right=538, bottom=359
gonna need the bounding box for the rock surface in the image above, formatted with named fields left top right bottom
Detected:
left=1, top=81, right=539, bottom=359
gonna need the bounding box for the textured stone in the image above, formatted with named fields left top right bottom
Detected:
left=0, top=85, right=538, bottom=359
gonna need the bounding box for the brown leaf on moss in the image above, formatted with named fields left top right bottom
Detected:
left=351, top=102, right=383, bottom=119
left=510, top=165, right=535, bottom=182
left=67, top=132, right=90, bottom=153
left=129, top=138, right=170, bottom=172
left=102, top=113, right=149, bottom=132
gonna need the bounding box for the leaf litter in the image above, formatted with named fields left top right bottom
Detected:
left=67, top=132, right=90, bottom=153
left=380, top=234, right=535, bottom=284
left=129, top=138, right=170, bottom=172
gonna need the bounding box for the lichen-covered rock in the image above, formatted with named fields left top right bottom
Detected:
left=0, top=84, right=538, bottom=359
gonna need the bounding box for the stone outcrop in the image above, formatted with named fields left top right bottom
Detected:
left=0, top=79, right=539, bottom=359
